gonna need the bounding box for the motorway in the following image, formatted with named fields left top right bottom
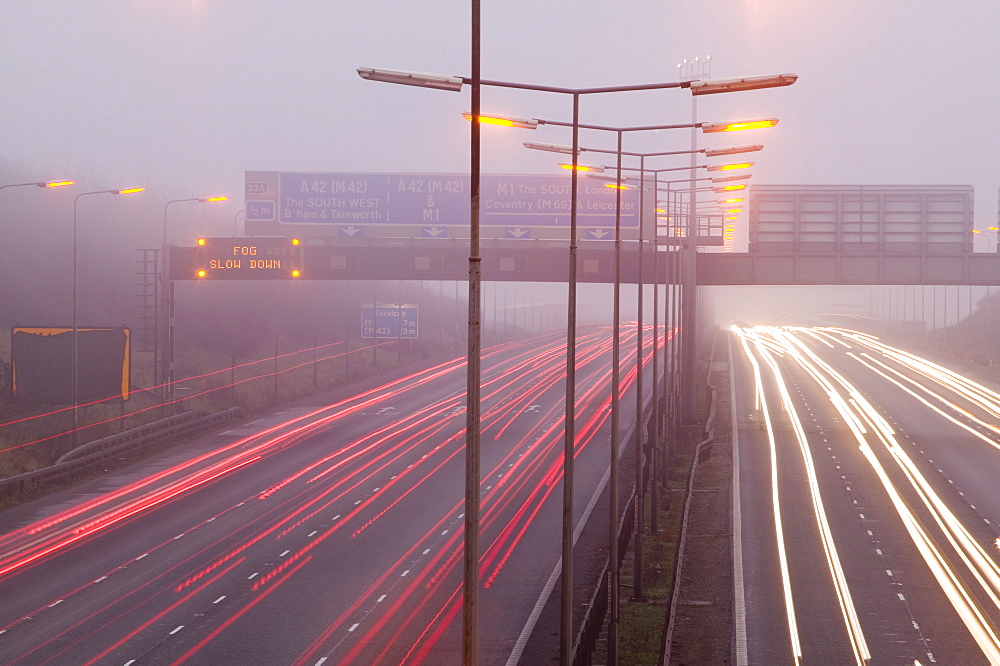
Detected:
left=731, top=326, right=1000, bottom=665
left=0, top=325, right=659, bottom=665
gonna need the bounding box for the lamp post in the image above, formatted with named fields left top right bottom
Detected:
left=532, top=139, right=759, bottom=661
left=73, top=187, right=144, bottom=446
left=360, top=62, right=795, bottom=665
left=0, top=179, right=75, bottom=193
left=1, top=179, right=74, bottom=323
left=159, top=196, right=228, bottom=403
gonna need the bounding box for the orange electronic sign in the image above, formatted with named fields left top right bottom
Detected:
left=194, top=237, right=303, bottom=279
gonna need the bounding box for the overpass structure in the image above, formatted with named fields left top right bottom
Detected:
left=168, top=239, right=1000, bottom=286
left=167, top=180, right=989, bottom=287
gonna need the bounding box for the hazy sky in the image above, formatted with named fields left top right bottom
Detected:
left=2, top=1, right=999, bottom=247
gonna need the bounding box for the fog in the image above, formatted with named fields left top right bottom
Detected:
left=2, top=1, right=999, bottom=340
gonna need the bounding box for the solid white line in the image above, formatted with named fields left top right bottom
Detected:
left=730, top=334, right=749, bottom=666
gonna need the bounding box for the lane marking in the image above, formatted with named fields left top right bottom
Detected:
left=169, top=625, right=184, bottom=635
left=348, top=623, right=359, bottom=632
left=213, top=596, right=226, bottom=604
left=731, top=331, right=749, bottom=666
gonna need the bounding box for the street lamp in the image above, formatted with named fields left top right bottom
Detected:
left=0, top=178, right=76, bottom=344
left=706, top=162, right=753, bottom=171
left=73, top=187, right=144, bottom=446
left=0, top=179, right=76, bottom=192
left=538, top=134, right=758, bottom=653
left=361, top=61, right=795, bottom=666
left=702, top=118, right=779, bottom=132
left=159, top=196, right=229, bottom=401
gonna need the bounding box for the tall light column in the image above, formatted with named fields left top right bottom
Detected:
left=73, top=187, right=144, bottom=446
left=361, top=65, right=795, bottom=665
left=1, top=179, right=75, bottom=321
left=160, top=195, right=228, bottom=403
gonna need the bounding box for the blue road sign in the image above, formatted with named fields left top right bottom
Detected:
left=361, top=304, right=419, bottom=339
left=247, top=171, right=643, bottom=234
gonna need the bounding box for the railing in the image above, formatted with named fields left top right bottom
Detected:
left=571, top=392, right=651, bottom=665
left=0, top=408, right=242, bottom=497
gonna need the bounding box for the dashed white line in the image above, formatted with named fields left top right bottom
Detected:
left=401, top=570, right=410, bottom=577
left=377, top=594, right=387, bottom=603
left=169, top=625, right=184, bottom=635
left=897, top=593, right=906, bottom=601
left=136, top=553, right=148, bottom=560
left=442, top=530, right=449, bottom=536
left=94, top=576, right=107, bottom=583
left=213, top=596, right=226, bottom=604
left=859, top=514, right=866, bottom=520
left=423, top=549, right=431, bottom=555
left=248, top=572, right=259, bottom=580
left=354, top=500, right=362, bottom=506
left=174, top=534, right=184, bottom=540
left=48, top=599, right=63, bottom=608
left=308, top=530, right=318, bottom=537
left=348, top=623, right=360, bottom=632
left=280, top=550, right=290, bottom=557
left=333, top=514, right=341, bottom=520
left=316, top=658, right=328, bottom=666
